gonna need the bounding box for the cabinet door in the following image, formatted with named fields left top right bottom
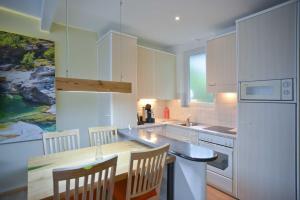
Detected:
left=111, top=33, right=137, bottom=128
left=154, top=52, right=176, bottom=100
left=137, top=47, right=155, bottom=98
left=221, top=33, right=236, bottom=91
left=189, top=130, right=198, bottom=145
left=237, top=2, right=297, bottom=81
left=165, top=125, right=197, bottom=144
left=97, top=36, right=112, bottom=126
left=206, top=39, right=218, bottom=93
left=207, top=32, right=236, bottom=93
left=238, top=103, right=296, bottom=200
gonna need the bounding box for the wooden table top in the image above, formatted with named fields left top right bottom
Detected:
left=27, top=140, right=175, bottom=200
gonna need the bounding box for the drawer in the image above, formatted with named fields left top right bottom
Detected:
left=198, top=131, right=234, bottom=147
left=165, top=125, right=198, bottom=144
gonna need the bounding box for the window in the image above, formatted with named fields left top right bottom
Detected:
left=189, top=53, right=214, bottom=103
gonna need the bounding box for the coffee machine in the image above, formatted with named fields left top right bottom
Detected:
left=144, top=104, right=155, bottom=123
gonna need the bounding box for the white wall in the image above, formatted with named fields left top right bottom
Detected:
left=0, top=8, right=101, bottom=192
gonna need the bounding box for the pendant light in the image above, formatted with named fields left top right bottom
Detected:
left=56, top=0, right=132, bottom=93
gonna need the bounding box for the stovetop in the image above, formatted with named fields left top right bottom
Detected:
left=203, top=126, right=236, bottom=135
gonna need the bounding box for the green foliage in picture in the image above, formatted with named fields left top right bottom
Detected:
left=21, top=52, right=35, bottom=69
left=0, top=31, right=55, bottom=66
left=0, top=31, right=38, bottom=49
left=43, top=47, right=54, bottom=63
left=0, top=32, right=26, bottom=48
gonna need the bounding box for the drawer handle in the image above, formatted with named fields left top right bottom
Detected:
left=208, top=83, right=216, bottom=86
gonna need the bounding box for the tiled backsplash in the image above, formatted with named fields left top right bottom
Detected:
left=137, top=99, right=167, bottom=119
left=167, top=93, right=237, bottom=128
left=137, top=93, right=237, bottom=128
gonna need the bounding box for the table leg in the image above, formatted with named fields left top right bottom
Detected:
left=167, top=162, right=174, bottom=200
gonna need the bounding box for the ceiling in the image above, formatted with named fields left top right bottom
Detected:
left=0, top=0, right=288, bottom=48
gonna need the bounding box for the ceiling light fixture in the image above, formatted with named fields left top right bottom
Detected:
left=55, top=0, right=132, bottom=93
left=175, top=16, right=180, bottom=21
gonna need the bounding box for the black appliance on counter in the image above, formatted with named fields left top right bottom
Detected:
left=144, top=104, right=155, bottom=123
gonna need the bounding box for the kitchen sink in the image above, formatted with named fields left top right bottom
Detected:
left=178, top=122, right=199, bottom=127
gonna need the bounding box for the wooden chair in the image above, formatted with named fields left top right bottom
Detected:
left=43, top=129, right=80, bottom=155
left=88, top=126, right=118, bottom=146
left=53, top=155, right=118, bottom=200
left=114, top=144, right=170, bottom=200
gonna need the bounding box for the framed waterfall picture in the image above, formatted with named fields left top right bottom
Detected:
left=0, top=31, right=56, bottom=144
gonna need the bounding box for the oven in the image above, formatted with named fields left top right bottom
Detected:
left=198, top=132, right=234, bottom=194
left=199, top=140, right=233, bottom=178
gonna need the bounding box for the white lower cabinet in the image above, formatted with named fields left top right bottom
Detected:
left=165, top=125, right=198, bottom=144
left=138, top=125, right=165, bottom=136
left=207, top=170, right=233, bottom=194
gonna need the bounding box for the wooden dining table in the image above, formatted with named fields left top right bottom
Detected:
left=27, top=140, right=176, bottom=200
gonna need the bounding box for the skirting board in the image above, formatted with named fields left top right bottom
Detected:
left=0, top=185, right=27, bottom=197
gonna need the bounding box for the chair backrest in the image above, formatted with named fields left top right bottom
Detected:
left=88, top=126, right=118, bottom=146
left=53, top=155, right=118, bottom=200
left=43, top=129, right=80, bottom=155
left=126, top=144, right=170, bottom=200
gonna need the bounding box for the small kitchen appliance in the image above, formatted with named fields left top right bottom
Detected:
left=144, top=104, right=155, bottom=123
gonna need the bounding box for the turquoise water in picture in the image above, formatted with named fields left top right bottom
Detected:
left=0, top=94, right=56, bottom=132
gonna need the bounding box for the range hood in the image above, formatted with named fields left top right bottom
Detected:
left=56, top=0, right=131, bottom=94
left=56, top=77, right=132, bottom=93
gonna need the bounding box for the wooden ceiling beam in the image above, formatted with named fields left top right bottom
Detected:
left=56, top=77, right=132, bottom=93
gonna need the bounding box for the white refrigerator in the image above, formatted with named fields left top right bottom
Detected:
left=238, top=100, right=296, bottom=200
left=236, top=1, right=298, bottom=200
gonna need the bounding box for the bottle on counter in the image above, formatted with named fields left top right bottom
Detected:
left=163, top=106, right=170, bottom=119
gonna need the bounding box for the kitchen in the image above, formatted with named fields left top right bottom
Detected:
left=0, top=0, right=298, bottom=200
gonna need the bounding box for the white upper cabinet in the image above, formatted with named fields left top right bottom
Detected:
left=154, top=51, right=176, bottom=100
left=237, top=2, right=297, bottom=81
left=97, top=31, right=138, bottom=128
left=207, top=32, right=237, bottom=93
left=137, top=47, right=155, bottom=98
left=137, top=46, right=176, bottom=100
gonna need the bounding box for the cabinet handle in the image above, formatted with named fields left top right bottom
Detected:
left=208, top=83, right=216, bottom=86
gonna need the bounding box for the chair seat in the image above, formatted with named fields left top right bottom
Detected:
left=114, top=178, right=157, bottom=200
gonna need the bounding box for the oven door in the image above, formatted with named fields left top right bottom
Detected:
left=198, top=140, right=233, bottom=179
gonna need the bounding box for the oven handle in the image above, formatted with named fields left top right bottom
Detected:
left=198, top=140, right=233, bottom=154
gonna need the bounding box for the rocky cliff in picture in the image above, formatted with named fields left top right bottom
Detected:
left=0, top=31, right=56, bottom=144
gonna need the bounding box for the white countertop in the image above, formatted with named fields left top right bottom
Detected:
left=137, top=119, right=237, bottom=139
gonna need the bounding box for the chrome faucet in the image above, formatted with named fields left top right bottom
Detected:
left=185, top=115, right=191, bottom=126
